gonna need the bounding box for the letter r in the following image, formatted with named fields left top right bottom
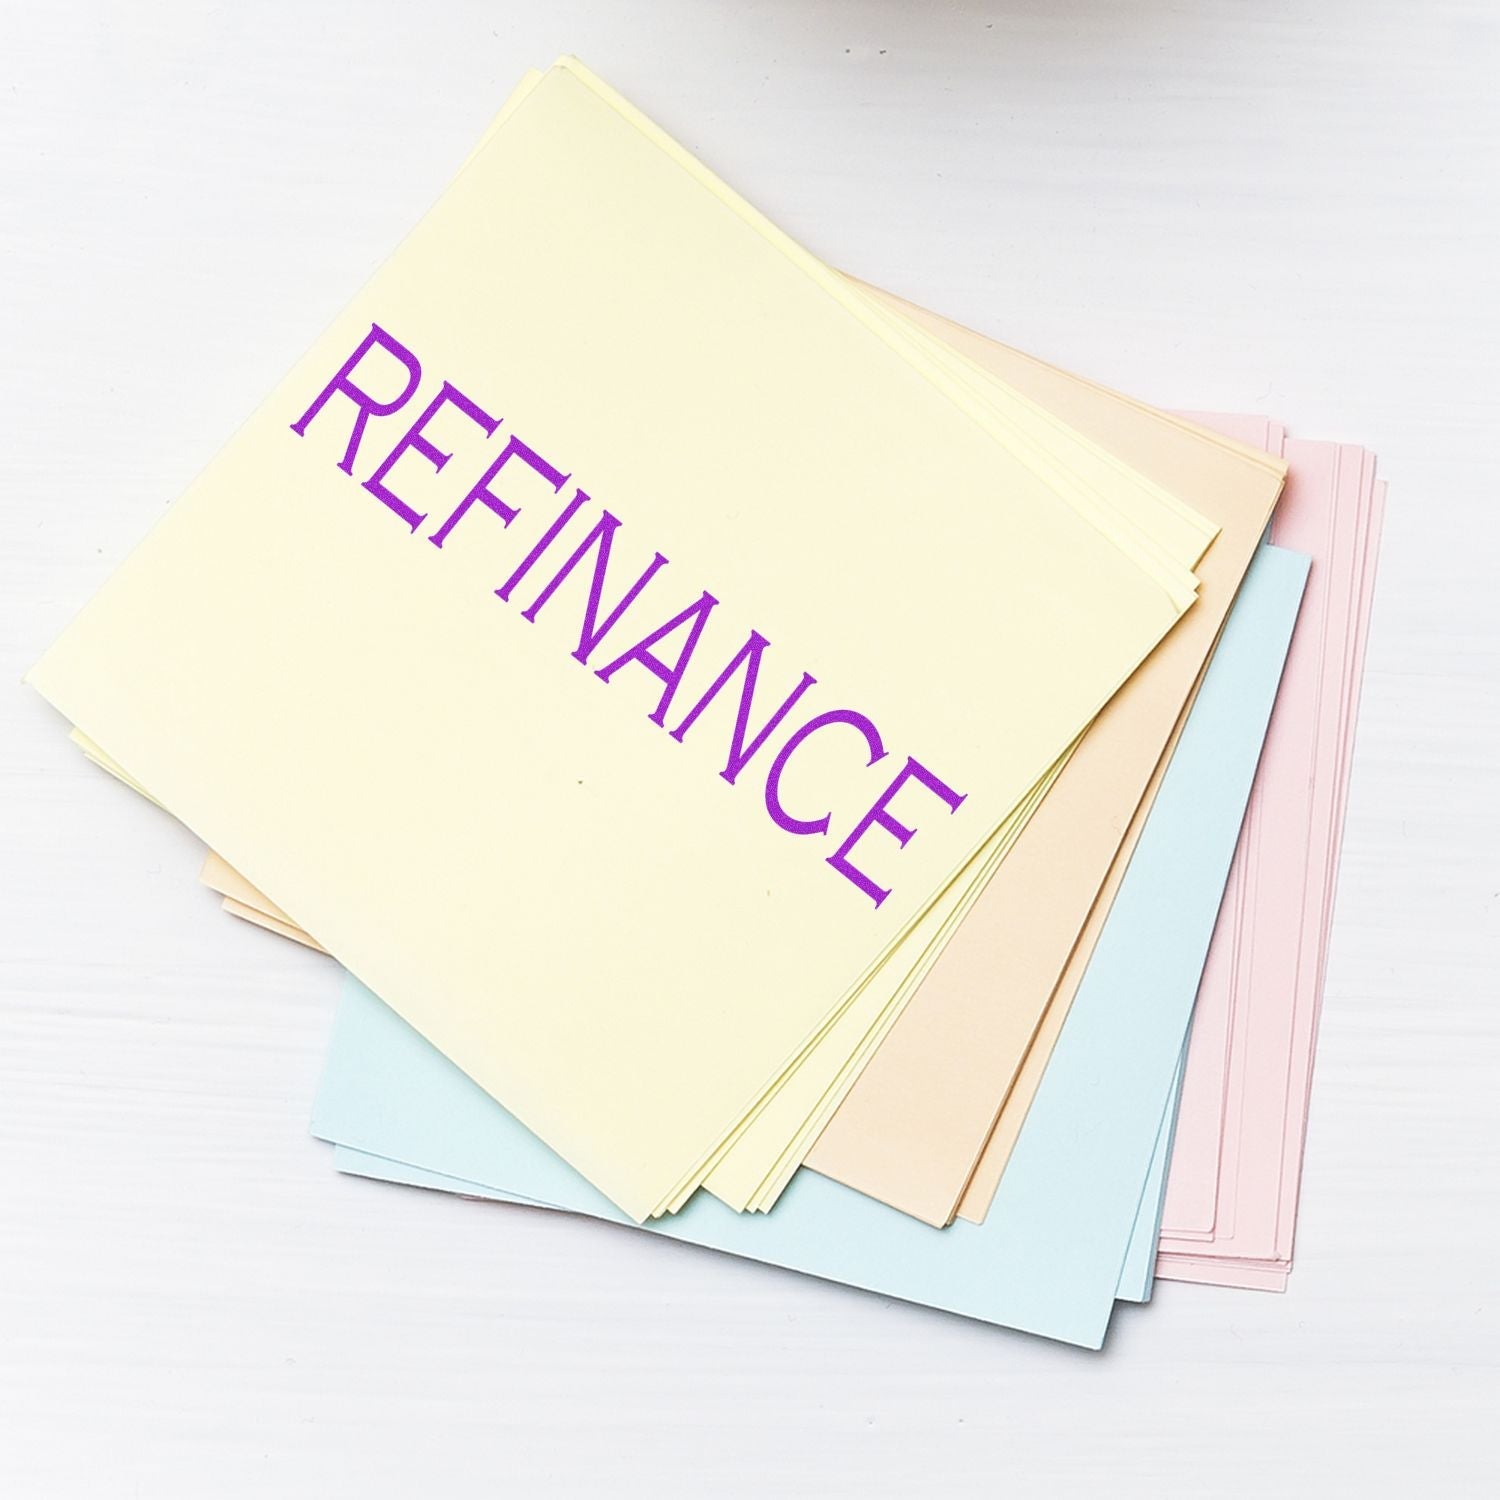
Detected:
left=289, top=324, right=422, bottom=476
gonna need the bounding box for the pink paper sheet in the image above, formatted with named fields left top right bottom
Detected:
left=1154, top=435, right=1385, bottom=1286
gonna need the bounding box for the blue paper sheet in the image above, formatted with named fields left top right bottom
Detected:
left=311, top=542, right=1309, bottom=1347
left=1115, top=1048, right=1186, bottom=1303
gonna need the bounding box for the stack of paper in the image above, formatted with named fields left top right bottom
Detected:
left=31, top=59, right=1384, bottom=1348
left=1150, top=436, right=1386, bottom=1292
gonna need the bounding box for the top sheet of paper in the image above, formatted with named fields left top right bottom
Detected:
left=26, top=59, right=1198, bottom=1220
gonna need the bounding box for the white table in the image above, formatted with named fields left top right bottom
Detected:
left=3, top=3, right=1495, bottom=1493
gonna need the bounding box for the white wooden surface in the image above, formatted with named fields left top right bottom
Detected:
left=2, top=3, right=1496, bottom=1494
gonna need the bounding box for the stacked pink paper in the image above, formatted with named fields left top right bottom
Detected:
left=1155, top=432, right=1386, bottom=1290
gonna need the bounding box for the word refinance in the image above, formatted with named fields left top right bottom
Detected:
left=290, top=324, right=966, bottom=908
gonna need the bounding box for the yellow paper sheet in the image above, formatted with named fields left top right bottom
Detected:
left=72, top=265, right=1264, bottom=1223
left=469, top=72, right=1215, bottom=601
left=492, top=68, right=1220, bottom=1209
left=343, top=65, right=1221, bottom=1214
left=29, top=61, right=1201, bottom=1221
left=74, top=277, right=1271, bottom=1224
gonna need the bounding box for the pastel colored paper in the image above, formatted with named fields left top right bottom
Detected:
left=1114, top=1049, right=1186, bottom=1303
left=197, top=435, right=1380, bottom=1289
left=701, top=752, right=1070, bottom=1213
left=322, top=1139, right=1167, bottom=1306
left=465, top=75, right=1222, bottom=593
left=65, top=251, right=1287, bottom=1226
left=64, top=273, right=1278, bottom=1230
left=306, top=87, right=1261, bottom=1219
left=27, top=60, right=1209, bottom=1221
left=123, top=293, right=1285, bottom=1229
left=221, top=896, right=330, bottom=953
left=803, top=330, right=1284, bottom=1227
left=954, top=413, right=1289, bottom=1224
left=1153, top=450, right=1385, bottom=1287
left=308, top=541, right=1307, bottom=1347
left=476, top=74, right=1227, bottom=1215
